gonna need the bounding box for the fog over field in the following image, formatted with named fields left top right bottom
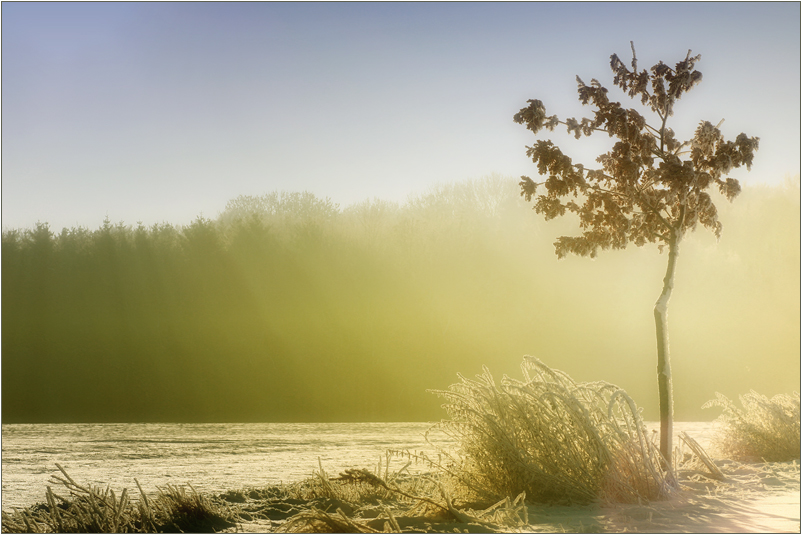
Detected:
left=2, top=5, right=799, bottom=534
left=2, top=2, right=799, bottom=426
left=2, top=176, right=798, bottom=424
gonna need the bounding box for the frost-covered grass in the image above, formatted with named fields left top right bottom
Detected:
left=2, top=460, right=529, bottom=533
left=428, top=356, right=676, bottom=505
left=3, top=413, right=798, bottom=533
left=1, top=464, right=237, bottom=533
left=5, top=371, right=799, bottom=533
left=704, top=390, right=801, bottom=462
left=271, top=462, right=530, bottom=533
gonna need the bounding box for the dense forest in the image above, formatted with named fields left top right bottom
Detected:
left=2, top=175, right=799, bottom=423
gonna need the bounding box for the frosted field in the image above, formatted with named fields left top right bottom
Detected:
left=2, top=421, right=799, bottom=532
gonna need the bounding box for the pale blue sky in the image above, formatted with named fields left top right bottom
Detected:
left=2, top=2, right=799, bottom=230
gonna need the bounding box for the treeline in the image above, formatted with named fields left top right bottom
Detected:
left=2, top=175, right=799, bottom=423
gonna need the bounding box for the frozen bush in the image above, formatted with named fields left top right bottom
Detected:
left=430, top=356, right=676, bottom=505
left=703, top=390, right=800, bottom=462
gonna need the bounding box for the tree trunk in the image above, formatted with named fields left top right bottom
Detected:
left=654, top=233, right=680, bottom=466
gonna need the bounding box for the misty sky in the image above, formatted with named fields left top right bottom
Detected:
left=2, top=2, right=800, bottom=231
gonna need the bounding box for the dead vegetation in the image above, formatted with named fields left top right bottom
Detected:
left=428, top=356, right=677, bottom=505
left=6, top=365, right=795, bottom=533
left=1, top=464, right=237, bottom=533
left=704, top=390, right=801, bottom=462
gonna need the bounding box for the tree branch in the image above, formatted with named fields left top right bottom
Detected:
left=644, top=123, right=663, bottom=136
left=556, top=118, right=608, bottom=135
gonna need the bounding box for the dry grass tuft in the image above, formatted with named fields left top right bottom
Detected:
left=278, top=506, right=380, bottom=533
left=1, top=464, right=237, bottom=533
left=270, top=458, right=531, bottom=532
left=703, top=390, right=800, bottom=462
left=429, top=356, right=676, bottom=505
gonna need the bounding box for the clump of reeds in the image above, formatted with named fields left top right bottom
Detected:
left=703, top=390, right=801, bottom=462
left=429, top=356, right=676, bottom=505
left=1, top=464, right=237, bottom=533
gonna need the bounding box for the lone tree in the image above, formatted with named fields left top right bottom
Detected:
left=514, top=43, right=758, bottom=464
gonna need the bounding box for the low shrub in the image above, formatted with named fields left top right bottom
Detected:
left=703, top=390, right=801, bottom=462
left=429, top=356, right=676, bottom=505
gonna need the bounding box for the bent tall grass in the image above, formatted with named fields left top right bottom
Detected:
left=703, top=390, right=800, bottom=462
left=429, top=356, right=675, bottom=505
left=1, top=464, right=236, bottom=533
